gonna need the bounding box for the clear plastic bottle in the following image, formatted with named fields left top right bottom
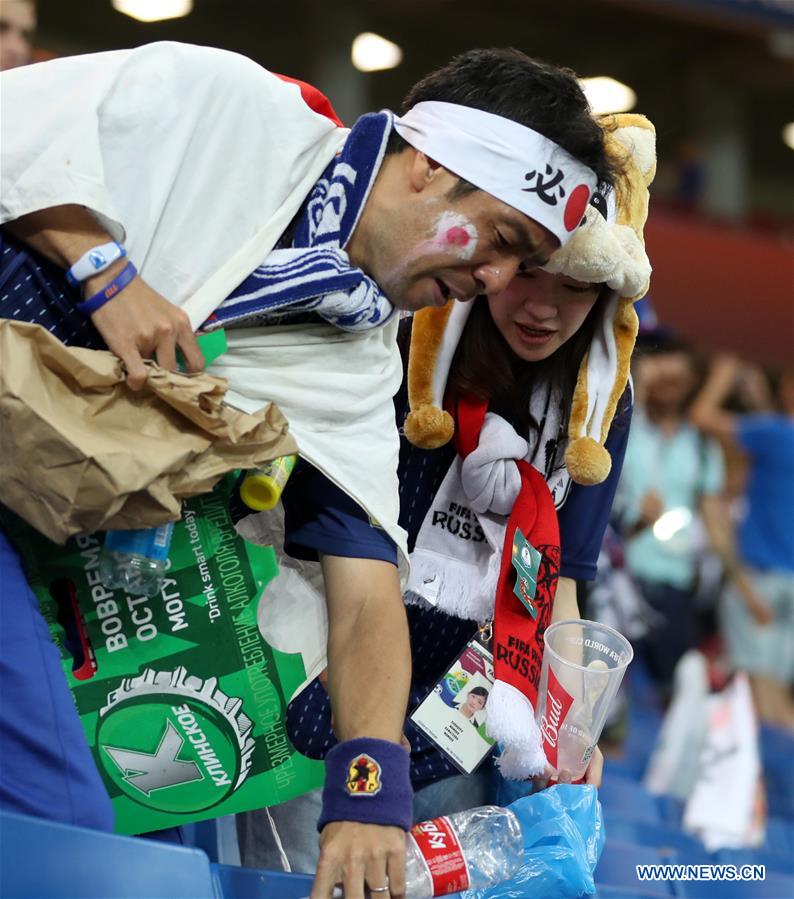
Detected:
left=98, top=522, right=175, bottom=597
left=239, top=454, right=297, bottom=511
left=405, top=805, right=523, bottom=898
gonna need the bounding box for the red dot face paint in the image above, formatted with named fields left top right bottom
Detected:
left=445, top=226, right=471, bottom=247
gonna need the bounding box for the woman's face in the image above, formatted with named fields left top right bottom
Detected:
left=486, top=269, right=601, bottom=363
left=464, top=692, right=487, bottom=713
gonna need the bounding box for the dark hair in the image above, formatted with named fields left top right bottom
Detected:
left=387, top=47, right=615, bottom=190
left=447, top=290, right=608, bottom=437
left=468, top=686, right=489, bottom=699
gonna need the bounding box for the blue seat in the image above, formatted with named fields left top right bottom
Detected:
left=766, top=816, right=794, bottom=858
left=595, top=841, right=674, bottom=896
left=655, top=795, right=685, bottom=827
left=605, top=820, right=707, bottom=857
left=594, top=888, right=674, bottom=899
left=0, top=810, right=215, bottom=898
left=212, top=863, right=314, bottom=899
left=599, top=775, right=663, bottom=825
left=759, top=724, right=794, bottom=761
left=675, top=870, right=794, bottom=898
left=767, top=791, right=794, bottom=822
left=604, top=754, right=648, bottom=782
left=717, top=848, right=794, bottom=877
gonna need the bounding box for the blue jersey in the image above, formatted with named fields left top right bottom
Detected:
left=738, top=414, right=794, bottom=574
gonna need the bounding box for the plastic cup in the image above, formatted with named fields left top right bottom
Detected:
left=535, top=618, right=633, bottom=781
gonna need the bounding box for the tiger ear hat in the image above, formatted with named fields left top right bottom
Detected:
left=403, top=113, right=656, bottom=485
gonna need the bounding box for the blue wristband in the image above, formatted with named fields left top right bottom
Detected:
left=76, top=261, right=137, bottom=316
left=66, top=241, right=126, bottom=287
left=317, top=737, right=413, bottom=832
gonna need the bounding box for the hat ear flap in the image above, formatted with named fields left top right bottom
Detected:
left=566, top=117, right=655, bottom=485
left=404, top=300, right=473, bottom=449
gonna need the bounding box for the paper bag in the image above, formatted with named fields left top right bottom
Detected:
left=0, top=320, right=298, bottom=543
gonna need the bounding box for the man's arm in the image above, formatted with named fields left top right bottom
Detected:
left=4, top=205, right=204, bottom=388
left=312, top=555, right=410, bottom=899
left=689, top=354, right=741, bottom=443
left=700, top=494, right=773, bottom=625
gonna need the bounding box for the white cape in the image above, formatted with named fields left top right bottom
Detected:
left=0, top=42, right=409, bottom=580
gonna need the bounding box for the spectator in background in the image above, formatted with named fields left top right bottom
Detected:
left=691, top=355, right=794, bottom=732
left=0, top=0, right=35, bottom=70
left=615, top=339, right=728, bottom=701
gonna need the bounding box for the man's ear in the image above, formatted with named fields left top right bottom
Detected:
left=407, top=150, right=442, bottom=192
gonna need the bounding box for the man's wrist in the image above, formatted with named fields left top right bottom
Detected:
left=318, top=737, right=412, bottom=832
left=77, top=261, right=138, bottom=316
left=83, top=256, right=130, bottom=297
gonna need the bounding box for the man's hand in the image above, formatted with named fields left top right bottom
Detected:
left=312, top=821, right=406, bottom=899
left=87, top=266, right=204, bottom=390
left=639, top=491, right=664, bottom=527
left=3, top=204, right=205, bottom=389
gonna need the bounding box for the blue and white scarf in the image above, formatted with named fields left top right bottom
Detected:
left=206, top=112, right=395, bottom=332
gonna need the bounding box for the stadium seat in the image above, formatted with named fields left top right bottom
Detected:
left=0, top=810, right=215, bottom=898
left=675, top=870, right=794, bottom=898
left=212, top=863, right=314, bottom=899
left=717, top=848, right=794, bottom=877
left=764, top=816, right=794, bottom=859
left=594, top=888, right=675, bottom=899
left=599, top=775, right=663, bottom=825
left=656, top=794, right=685, bottom=827
left=594, top=841, right=674, bottom=896
left=605, top=820, right=708, bottom=857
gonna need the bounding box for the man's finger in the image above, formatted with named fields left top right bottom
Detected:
left=155, top=339, right=178, bottom=375
left=121, top=350, right=148, bottom=391
left=342, top=857, right=366, bottom=899
left=386, top=842, right=407, bottom=898
left=178, top=330, right=206, bottom=373
left=309, top=854, right=340, bottom=899
left=364, top=856, right=389, bottom=899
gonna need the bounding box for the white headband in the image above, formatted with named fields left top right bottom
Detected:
left=394, top=101, right=598, bottom=246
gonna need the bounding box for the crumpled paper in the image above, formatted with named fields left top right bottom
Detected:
left=0, top=320, right=298, bottom=543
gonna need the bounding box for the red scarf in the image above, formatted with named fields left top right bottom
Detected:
left=452, top=394, right=561, bottom=707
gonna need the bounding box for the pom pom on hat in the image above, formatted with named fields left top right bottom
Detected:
left=564, top=436, right=612, bottom=486
left=403, top=405, right=454, bottom=449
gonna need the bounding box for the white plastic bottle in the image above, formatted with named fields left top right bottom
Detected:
left=405, top=805, right=523, bottom=897
left=98, top=522, right=175, bottom=597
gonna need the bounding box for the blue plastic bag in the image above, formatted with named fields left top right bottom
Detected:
left=458, top=785, right=605, bottom=898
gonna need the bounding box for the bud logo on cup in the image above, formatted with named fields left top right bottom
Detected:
left=539, top=667, right=575, bottom=768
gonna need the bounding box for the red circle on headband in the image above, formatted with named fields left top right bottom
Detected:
left=564, top=184, right=591, bottom=232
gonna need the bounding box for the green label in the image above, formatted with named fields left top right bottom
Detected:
left=511, top=527, right=542, bottom=618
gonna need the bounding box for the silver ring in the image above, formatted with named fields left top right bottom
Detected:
left=369, top=887, right=390, bottom=894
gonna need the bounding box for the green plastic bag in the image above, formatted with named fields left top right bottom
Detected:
left=2, top=474, right=323, bottom=834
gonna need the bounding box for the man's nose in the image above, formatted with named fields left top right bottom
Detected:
left=472, top=257, right=521, bottom=297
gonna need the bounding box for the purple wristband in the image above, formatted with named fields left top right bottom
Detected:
left=76, top=260, right=137, bottom=316
left=317, top=737, right=413, bottom=832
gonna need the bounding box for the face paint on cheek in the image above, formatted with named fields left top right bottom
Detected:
left=435, top=210, right=478, bottom=260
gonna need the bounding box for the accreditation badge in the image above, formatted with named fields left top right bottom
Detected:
left=409, top=637, right=496, bottom=775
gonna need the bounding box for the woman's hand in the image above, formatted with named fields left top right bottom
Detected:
left=584, top=745, right=604, bottom=788
left=531, top=745, right=603, bottom=788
